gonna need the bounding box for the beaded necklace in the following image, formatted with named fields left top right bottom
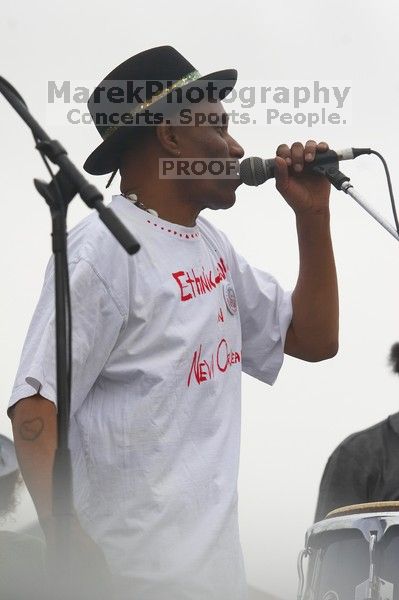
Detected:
left=122, top=192, right=158, bottom=217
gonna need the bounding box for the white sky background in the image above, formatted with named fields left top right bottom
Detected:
left=1, top=0, right=399, bottom=597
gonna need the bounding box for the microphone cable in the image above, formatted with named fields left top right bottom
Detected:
left=369, top=150, right=399, bottom=236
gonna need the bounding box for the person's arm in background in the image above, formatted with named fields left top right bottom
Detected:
left=275, top=140, right=339, bottom=362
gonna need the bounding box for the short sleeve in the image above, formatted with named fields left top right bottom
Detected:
left=9, top=257, right=126, bottom=416
left=228, top=251, right=292, bottom=385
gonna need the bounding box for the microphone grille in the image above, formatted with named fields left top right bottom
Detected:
left=239, top=157, right=268, bottom=186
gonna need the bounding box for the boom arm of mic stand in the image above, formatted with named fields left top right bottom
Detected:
left=312, top=160, right=399, bottom=242
left=0, top=76, right=140, bottom=255
left=341, top=181, right=399, bottom=242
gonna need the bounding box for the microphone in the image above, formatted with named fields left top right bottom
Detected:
left=239, top=148, right=371, bottom=186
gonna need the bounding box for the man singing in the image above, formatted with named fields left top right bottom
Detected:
left=8, top=46, right=338, bottom=600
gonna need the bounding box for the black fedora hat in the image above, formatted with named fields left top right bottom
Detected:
left=83, top=45, right=237, bottom=175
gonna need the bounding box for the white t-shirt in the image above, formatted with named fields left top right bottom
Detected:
left=9, top=195, right=292, bottom=600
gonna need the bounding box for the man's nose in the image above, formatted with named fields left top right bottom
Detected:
left=229, top=137, right=245, bottom=159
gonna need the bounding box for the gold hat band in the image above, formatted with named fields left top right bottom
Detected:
left=102, top=69, right=202, bottom=140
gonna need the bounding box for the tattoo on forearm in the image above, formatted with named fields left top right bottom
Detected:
left=19, top=418, right=44, bottom=441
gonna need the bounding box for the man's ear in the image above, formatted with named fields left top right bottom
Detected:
left=156, top=123, right=181, bottom=156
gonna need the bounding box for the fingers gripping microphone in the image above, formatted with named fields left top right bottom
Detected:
left=239, top=148, right=371, bottom=186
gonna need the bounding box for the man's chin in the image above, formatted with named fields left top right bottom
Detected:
left=209, top=191, right=237, bottom=211
left=224, top=193, right=237, bottom=209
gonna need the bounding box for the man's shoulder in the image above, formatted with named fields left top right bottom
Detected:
left=67, top=203, right=131, bottom=270
left=62, top=203, right=133, bottom=309
left=333, top=417, right=390, bottom=459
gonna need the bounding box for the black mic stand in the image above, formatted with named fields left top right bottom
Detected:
left=0, top=76, right=140, bottom=600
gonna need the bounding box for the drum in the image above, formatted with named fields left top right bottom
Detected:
left=297, top=502, right=399, bottom=600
